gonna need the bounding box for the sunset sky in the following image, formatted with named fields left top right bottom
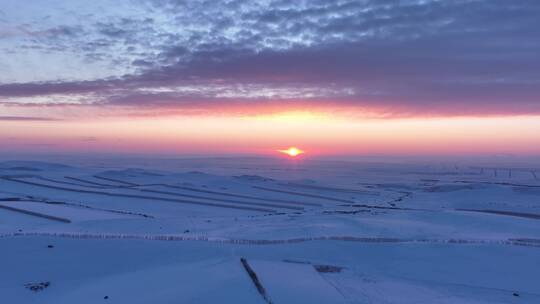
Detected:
left=1, top=0, right=539, bottom=156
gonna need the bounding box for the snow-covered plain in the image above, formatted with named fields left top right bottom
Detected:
left=0, top=157, right=539, bottom=303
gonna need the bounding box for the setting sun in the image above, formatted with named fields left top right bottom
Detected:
left=278, top=147, right=305, bottom=157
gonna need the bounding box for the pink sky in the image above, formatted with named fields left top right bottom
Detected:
left=2, top=109, right=539, bottom=156
left=1, top=1, right=539, bottom=157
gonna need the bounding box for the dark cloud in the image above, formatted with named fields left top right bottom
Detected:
left=0, top=80, right=113, bottom=97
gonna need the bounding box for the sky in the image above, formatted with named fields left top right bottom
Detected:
left=1, top=0, right=539, bottom=156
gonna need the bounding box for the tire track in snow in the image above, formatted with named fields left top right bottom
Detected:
left=139, top=188, right=304, bottom=211
left=1, top=177, right=275, bottom=213
left=253, top=186, right=356, bottom=204
left=162, top=184, right=321, bottom=207
left=278, top=182, right=379, bottom=196
left=0, top=204, right=71, bottom=223
left=82, top=175, right=320, bottom=207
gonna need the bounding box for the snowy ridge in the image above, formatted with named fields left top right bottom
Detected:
left=2, top=232, right=539, bottom=247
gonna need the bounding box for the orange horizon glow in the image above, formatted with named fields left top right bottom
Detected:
left=1, top=111, right=540, bottom=156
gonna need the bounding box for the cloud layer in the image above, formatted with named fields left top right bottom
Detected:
left=1, top=0, right=539, bottom=118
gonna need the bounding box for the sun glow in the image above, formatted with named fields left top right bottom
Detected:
left=278, top=147, right=304, bottom=157
left=248, top=111, right=332, bottom=123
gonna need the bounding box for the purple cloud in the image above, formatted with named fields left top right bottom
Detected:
left=0, top=0, right=539, bottom=117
